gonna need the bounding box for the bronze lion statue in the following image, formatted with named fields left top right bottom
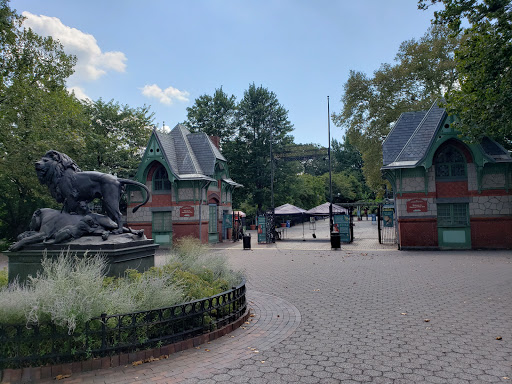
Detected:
left=35, top=150, right=150, bottom=233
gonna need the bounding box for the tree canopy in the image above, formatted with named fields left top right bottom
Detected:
left=332, top=25, right=461, bottom=193
left=80, top=99, right=153, bottom=178
left=184, top=87, right=237, bottom=147
left=0, top=1, right=154, bottom=243
left=419, top=0, right=512, bottom=147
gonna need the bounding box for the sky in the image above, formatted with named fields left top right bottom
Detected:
left=10, top=0, right=441, bottom=147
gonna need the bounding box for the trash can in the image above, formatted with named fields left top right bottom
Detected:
left=330, top=232, right=341, bottom=249
left=243, top=234, right=251, bottom=250
left=286, top=220, right=291, bottom=228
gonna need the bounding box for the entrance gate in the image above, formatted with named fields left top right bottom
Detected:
left=378, top=202, right=397, bottom=244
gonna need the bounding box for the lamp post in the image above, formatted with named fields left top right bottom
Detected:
left=328, top=96, right=333, bottom=233
left=269, top=113, right=275, bottom=243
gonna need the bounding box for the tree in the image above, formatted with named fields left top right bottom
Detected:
left=332, top=25, right=461, bottom=193
left=80, top=99, right=153, bottom=178
left=227, top=83, right=294, bottom=212
left=0, top=0, right=87, bottom=242
left=276, top=143, right=328, bottom=176
left=419, top=0, right=512, bottom=147
left=184, top=87, right=237, bottom=147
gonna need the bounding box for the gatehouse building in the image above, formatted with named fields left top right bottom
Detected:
left=382, top=101, right=512, bottom=250
left=127, top=124, right=241, bottom=246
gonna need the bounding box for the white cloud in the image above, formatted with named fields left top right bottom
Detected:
left=22, top=11, right=127, bottom=82
left=141, top=84, right=190, bottom=105
left=67, top=86, right=90, bottom=101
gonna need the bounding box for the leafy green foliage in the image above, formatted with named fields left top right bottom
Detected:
left=419, top=0, right=512, bottom=147
left=184, top=87, right=237, bottom=147
left=0, top=2, right=88, bottom=241
left=332, top=25, right=461, bottom=193
left=223, top=83, right=295, bottom=212
left=80, top=99, right=154, bottom=178
left=0, top=267, right=6, bottom=288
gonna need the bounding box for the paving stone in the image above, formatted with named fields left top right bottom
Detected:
left=30, top=231, right=512, bottom=384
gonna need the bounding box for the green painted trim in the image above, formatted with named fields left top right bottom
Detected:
left=437, top=202, right=471, bottom=249
left=136, top=133, right=176, bottom=184
left=424, top=167, right=429, bottom=196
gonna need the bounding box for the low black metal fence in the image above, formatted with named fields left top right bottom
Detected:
left=0, top=280, right=246, bottom=369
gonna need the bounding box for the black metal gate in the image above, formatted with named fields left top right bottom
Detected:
left=378, top=202, right=397, bottom=244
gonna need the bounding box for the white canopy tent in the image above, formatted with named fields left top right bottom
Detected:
left=305, top=202, right=349, bottom=216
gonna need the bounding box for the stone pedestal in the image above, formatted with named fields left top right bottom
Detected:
left=6, top=234, right=159, bottom=283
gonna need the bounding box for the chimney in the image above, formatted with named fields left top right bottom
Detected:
left=209, top=136, right=221, bottom=149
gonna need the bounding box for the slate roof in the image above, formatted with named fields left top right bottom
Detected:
left=382, top=101, right=512, bottom=169
left=478, top=137, right=511, bottom=161
left=153, top=124, right=229, bottom=181
left=382, top=111, right=427, bottom=166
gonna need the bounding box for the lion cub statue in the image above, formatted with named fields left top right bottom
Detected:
left=35, top=150, right=150, bottom=234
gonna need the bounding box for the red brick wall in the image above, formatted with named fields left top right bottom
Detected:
left=398, top=218, right=438, bottom=247
left=471, top=217, right=512, bottom=249
left=435, top=181, right=469, bottom=198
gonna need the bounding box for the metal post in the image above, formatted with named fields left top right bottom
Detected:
left=269, top=113, right=275, bottom=243
left=198, top=181, right=210, bottom=243
left=328, top=96, right=333, bottom=233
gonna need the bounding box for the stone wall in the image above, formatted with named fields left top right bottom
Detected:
left=470, top=195, right=511, bottom=216
left=401, top=176, right=425, bottom=192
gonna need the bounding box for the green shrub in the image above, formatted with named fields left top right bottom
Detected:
left=164, top=236, right=243, bottom=287
left=0, top=267, right=7, bottom=288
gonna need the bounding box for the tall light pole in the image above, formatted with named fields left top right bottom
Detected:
left=270, top=113, right=275, bottom=243
left=328, top=96, right=333, bottom=233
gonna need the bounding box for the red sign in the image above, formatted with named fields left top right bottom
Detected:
left=180, top=206, right=195, bottom=217
left=406, top=199, right=428, bottom=213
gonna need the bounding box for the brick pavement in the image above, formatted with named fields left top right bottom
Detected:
left=4, top=230, right=512, bottom=383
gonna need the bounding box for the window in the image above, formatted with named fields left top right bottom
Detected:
left=153, top=211, right=172, bottom=232
left=209, top=205, right=217, bottom=233
left=437, top=203, right=469, bottom=227
left=435, top=146, right=466, bottom=180
left=153, top=166, right=171, bottom=191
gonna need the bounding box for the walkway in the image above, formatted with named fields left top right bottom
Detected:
left=8, top=230, right=512, bottom=383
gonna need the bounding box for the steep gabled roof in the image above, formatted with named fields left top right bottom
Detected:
left=188, top=133, right=226, bottom=176
left=382, top=111, right=427, bottom=166
left=383, top=102, right=446, bottom=169
left=382, top=101, right=512, bottom=170
left=479, top=137, right=511, bottom=162
left=151, top=124, right=230, bottom=181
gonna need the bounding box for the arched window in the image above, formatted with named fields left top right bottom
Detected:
left=153, top=166, right=171, bottom=191
left=435, top=145, right=466, bottom=180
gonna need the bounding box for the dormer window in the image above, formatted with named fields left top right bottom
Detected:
left=153, top=166, right=171, bottom=190
left=435, top=145, right=466, bottom=180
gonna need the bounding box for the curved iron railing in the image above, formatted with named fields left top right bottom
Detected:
left=0, top=279, right=246, bottom=369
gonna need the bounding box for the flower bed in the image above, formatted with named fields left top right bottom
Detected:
left=0, top=279, right=246, bottom=372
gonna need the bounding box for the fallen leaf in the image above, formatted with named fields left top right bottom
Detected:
left=205, top=349, right=210, bottom=352
left=424, top=319, right=430, bottom=322
left=502, top=377, right=509, bottom=380
left=496, top=336, right=503, bottom=340
left=401, top=313, right=407, bottom=315
left=261, top=361, right=265, bottom=363
left=55, top=374, right=71, bottom=380
left=132, top=360, right=143, bottom=366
